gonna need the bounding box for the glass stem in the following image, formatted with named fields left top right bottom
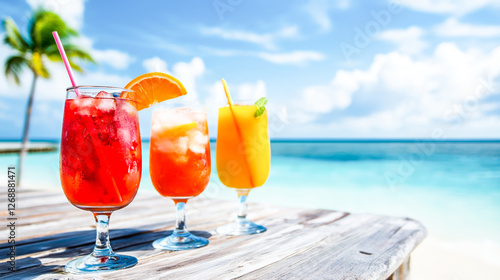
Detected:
left=174, top=202, right=188, bottom=236
left=236, top=189, right=250, bottom=220
left=238, top=195, right=248, bottom=219
left=92, top=213, right=114, bottom=257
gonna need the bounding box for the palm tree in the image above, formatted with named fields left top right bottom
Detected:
left=2, top=9, right=95, bottom=186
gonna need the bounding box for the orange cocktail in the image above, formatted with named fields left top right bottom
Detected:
left=150, top=107, right=211, bottom=201
left=149, top=104, right=211, bottom=250
left=216, top=104, right=270, bottom=190
left=216, top=98, right=271, bottom=235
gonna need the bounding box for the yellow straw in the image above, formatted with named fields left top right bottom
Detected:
left=221, top=79, right=255, bottom=188
left=222, top=79, right=233, bottom=106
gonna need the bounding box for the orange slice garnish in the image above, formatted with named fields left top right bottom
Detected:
left=123, top=72, right=187, bottom=110
left=158, top=122, right=198, bottom=138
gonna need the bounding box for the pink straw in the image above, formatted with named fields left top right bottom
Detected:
left=52, top=31, right=80, bottom=96
left=52, top=31, right=123, bottom=202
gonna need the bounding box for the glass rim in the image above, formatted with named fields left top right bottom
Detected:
left=221, top=100, right=255, bottom=106
left=66, top=86, right=136, bottom=102
left=66, top=85, right=133, bottom=92
left=151, top=100, right=206, bottom=112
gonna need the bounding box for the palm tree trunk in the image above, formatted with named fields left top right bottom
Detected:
left=18, top=72, right=38, bottom=187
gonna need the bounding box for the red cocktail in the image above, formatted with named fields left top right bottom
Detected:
left=60, top=86, right=141, bottom=273
left=60, top=93, right=141, bottom=210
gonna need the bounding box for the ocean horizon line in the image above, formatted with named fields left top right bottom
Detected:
left=1, top=138, right=500, bottom=143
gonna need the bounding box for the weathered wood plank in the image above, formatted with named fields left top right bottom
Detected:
left=0, top=190, right=427, bottom=280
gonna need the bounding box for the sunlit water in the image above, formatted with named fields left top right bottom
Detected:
left=1, top=140, right=499, bottom=247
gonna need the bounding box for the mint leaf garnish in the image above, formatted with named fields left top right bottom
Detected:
left=254, top=97, right=268, bottom=117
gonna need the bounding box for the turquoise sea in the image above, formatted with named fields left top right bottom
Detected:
left=1, top=140, right=499, bottom=246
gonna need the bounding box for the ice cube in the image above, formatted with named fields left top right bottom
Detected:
left=188, top=130, right=208, bottom=154
left=156, top=136, right=189, bottom=155
left=74, top=97, right=94, bottom=116
left=96, top=99, right=116, bottom=112
left=175, top=136, right=189, bottom=154
left=152, top=107, right=193, bottom=131
left=117, top=128, right=132, bottom=146
left=121, top=101, right=137, bottom=117
left=191, top=112, right=207, bottom=123
left=114, top=101, right=137, bottom=133
left=151, top=120, right=162, bottom=133
left=96, top=91, right=112, bottom=98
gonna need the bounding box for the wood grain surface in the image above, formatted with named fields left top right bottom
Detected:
left=0, top=189, right=426, bottom=280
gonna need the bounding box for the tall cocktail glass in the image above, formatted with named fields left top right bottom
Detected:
left=60, top=86, right=142, bottom=273
left=216, top=100, right=271, bottom=235
left=149, top=103, right=211, bottom=250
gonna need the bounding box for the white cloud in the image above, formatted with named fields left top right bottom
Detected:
left=292, top=43, right=500, bottom=138
left=22, top=1, right=134, bottom=71
left=140, top=57, right=206, bottom=100
left=205, top=79, right=267, bottom=106
left=200, top=47, right=325, bottom=65
left=75, top=71, right=131, bottom=89
left=142, top=57, right=169, bottom=73
left=172, top=57, right=206, bottom=100
left=138, top=32, right=190, bottom=55
left=378, top=26, right=428, bottom=55
left=1, top=59, right=132, bottom=102
left=235, top=80, right=267, bottom=101
left=73, top=36, right=134, bottom=70
left=304, top=0, right=350, bottom=32
left=200, top=26, right=298, bottom=50
left=434, top=18, right=500, bottom=37
left=1, top=38, right=131, bottom=101
left=199, top=46, right=248, bottom=57
left=26, top=0, right=86, bottom=30
left=92, top=49, right=135, bottom=70
left=36, top=64, right=131, bottom=100
left=295, top=67, right=375, bottom=123
left=398, top=0, right=500, bottom=16
left=257, top=51, right=325, bottom=65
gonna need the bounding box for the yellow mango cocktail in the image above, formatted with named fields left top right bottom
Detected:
left=216, top=96, right=270, bottom=235
left=216, top=104, right=270, bottom=190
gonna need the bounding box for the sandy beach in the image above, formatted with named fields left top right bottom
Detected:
left=412, top=236, right=500, bottom=279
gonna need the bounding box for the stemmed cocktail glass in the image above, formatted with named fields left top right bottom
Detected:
left=216, top=99, right=271, bottom=235
left=60, top=86, right=142, bottom=273
left=149, top=102, right=211, bottom=250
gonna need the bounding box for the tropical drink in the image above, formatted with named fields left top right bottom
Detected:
left=215, top=79, right=270, bottom=236
left=150, top=106, right=211, bottom=202
left=60, top=92, right=141, bottom=211
left=59, top=86, right=141, bottom=273
left=123, top=71, right=209, bottom=251
left=149, top=103, right=211, bottom=250
left=216, top=105, right=270, bottom=190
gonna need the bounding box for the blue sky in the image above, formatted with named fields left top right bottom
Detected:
left=1, top=0, right=500, bottom=139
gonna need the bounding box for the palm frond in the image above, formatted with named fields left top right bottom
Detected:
left=69, top=62, right=83, bottom=73
left=29, top=9, right=76, bottom=53
left=46, top=44, right=95, bottom=64
left=31, top=52, right=50, bottom=78
left=2, top=17, right=30, bottom=52
left=4, top=55, right=30, bottom=85
left=4, top=8, right=95, bottom=82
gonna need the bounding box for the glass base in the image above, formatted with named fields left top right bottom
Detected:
left=65, top=253, right=137, bottom=274
left=153, top=232, right=209, bottom=251
left=216, top=218, right=267, bottom=236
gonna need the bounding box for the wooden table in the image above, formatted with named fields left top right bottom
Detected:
left=0, top=189, right=426, bottom=280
